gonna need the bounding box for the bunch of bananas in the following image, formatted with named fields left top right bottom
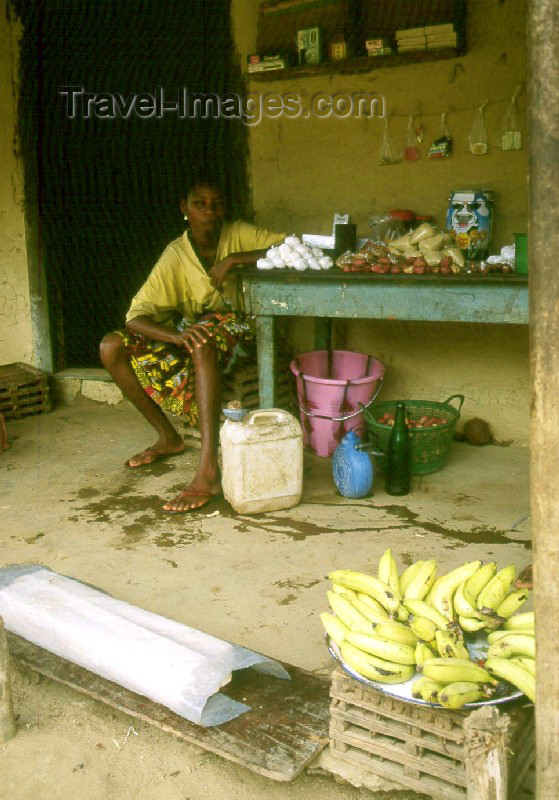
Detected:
left=321, top=549, right=535, bottom=708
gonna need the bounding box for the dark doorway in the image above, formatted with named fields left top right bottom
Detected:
left=13, top=0, right=249, bottom=369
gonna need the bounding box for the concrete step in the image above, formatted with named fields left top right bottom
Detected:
left=53, top=369, right=123, bottom=405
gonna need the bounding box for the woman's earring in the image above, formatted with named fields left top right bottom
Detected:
left=183, top=214, right=188, bottom=221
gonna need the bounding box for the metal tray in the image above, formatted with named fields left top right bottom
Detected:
left=326, top=634, right=523, bottom=708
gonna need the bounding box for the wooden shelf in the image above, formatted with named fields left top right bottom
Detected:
left=248, top=47, right=464, bottom=82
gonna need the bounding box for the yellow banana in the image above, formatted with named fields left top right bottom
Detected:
left=356, top=593, right=390, bottom=620
left=346, top=631, right=416, bottom=665
left=331, top=583, right=357, bottom=600
left=422, top=657, right=492, bottom=684
left=425, top=576, right=441, bottom=605
left=459, top=615, right=486, bottom=633
left=462, top=562, right=497, bottom=608
left=394, top=603, right=410, bottom=623
left=438, top=682, right=484, bottom=709
left=399, top=560, right=424, bottom=596
left=510, top=657, right=535, bottom=678
left=496, top=589, right=530, bottom=619
left=485, top=656, right=535, bottom=703
left=477, top=565, right=516, bottom=613
left=373, top=620, right=417, bottom=648
left=340, top=641, right=414, bottom=684
left=410, top=615, right=437, bottom=643
left=404, top=559, right=437, bottom=601
left=320, top=612, right=349, bottom=646
left=504, top=611, right=534, bottom=631
left=328, top=570, right=400, bottom=613
left=446, top=622, right=465, bottom=644
left=411, top=677, right=445, bottom=703
left=454, top=581, right=481, bottom=618
left=378, top=548, right=401, bottom=599
left=327, top=591, right=372, bottom=634
left=430, top=560, right=482, bottom=622
left=487, top=633, right=535, bottom=660
left=434, top=629, right=470, bottom=660
left=487, top=629, right=532, bottom=645
left=415, top=641, right=434, bottom=670
left=351, top=596, right=391, bottom=625
left=403, top=599, right=449, bottom=630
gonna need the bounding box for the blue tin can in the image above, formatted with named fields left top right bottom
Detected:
left=446, top=190, right=493, bottom=261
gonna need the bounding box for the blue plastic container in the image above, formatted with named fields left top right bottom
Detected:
left=332, top=431, right=373, bottom=499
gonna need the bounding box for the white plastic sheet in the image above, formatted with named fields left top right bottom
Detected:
left=0, top=565, right=289, bottom=726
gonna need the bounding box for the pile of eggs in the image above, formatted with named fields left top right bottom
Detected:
left=257, top=236, right=333, bottom=272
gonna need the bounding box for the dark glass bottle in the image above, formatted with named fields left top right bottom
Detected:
left=385, top=401, right=411, bottom=496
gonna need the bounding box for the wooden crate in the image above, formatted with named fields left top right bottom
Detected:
left=0, top=363, right=51, bottom=420
left=221, top=360, right=294, bottom=413
left=328, top=669, right=534, bottom=800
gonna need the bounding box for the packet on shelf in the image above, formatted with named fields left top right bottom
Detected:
left=410, top=223, right=435, bottom=244
left=419, top=233, right=444, bottom=253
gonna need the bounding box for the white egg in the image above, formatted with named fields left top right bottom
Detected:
left=257, top=258, right=274, bottom=270
left=292, top=258, right=307, bottom=271
left=266, top=247, right=279, bottom=258
left=271, top=256, right=285, bottom=268
left=294, top=243, right=308, bottom=255
left=307, top=257, right=321, bottom=270
left=311, top=247, right=323, bottom=258
left=284, top=235, right=301, bottom=246
left=319, top=256, right=333, bottom=269
left=278, top=244, right=292, bottom=257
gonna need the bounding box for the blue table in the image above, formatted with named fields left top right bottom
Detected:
left=241, top=270, right=529, bottom=407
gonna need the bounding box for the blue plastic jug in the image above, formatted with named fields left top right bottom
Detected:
left=332, top=431, right=373, bottom=499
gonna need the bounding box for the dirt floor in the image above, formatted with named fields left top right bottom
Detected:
left=0, top=400, right=532, bottom=799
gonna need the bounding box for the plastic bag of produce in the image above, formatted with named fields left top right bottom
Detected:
left=468, top=102, right=489, bottom=155
left=379, top=115, right=401, bottom=165
left=499, top=87, right=522, bottom=150
left=428, top=111, right=453, bottom=159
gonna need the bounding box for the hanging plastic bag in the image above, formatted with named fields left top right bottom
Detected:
left=379, top=115, right=400, bottom=166
left=404, top=114, right=420, bottom=161
left=428, top=111, right=453, bottom=158
left=499, top=85, right=522, bottom=150
left=468, top=101, right=488, bottom=154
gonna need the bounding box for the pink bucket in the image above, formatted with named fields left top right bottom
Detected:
left=290, top=350, right=385, bottom=458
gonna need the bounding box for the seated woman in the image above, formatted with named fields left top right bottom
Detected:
left=100, top=180, right=284, bottom=512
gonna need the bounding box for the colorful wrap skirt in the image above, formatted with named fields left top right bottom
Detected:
left=116, top=310, right=255, bottom=427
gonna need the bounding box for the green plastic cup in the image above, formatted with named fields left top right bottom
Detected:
left=515, top=233, right=528, bottom=274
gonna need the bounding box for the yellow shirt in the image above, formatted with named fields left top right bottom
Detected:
left=126, top=220, right=285, bottom=326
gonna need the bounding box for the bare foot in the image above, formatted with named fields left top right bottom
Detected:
left=126, top=436, right=186, bottom=468
left=163, top=476, right=222, bottom=512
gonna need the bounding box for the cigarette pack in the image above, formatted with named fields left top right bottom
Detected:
left=424, top=23, right=455, bottom=36
left=396, top=27, right=425, bottom=40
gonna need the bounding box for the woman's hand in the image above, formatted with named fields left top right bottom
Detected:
left=176, top=323, right=214, bottom=353
left=208, top=256, right=234, bottom=290
left=209, top=249, right=270, bottom=290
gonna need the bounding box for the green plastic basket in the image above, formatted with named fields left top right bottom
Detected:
left=361, top=395, right=465, bottom=475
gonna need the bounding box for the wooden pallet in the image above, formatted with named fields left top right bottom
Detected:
left=7, top=631, right=330, bottom=781
left=327, top=669, right=534, bottom=800
left=176, top=358, right=296, bottom=443
left=0, top=362, right=51, bottom=420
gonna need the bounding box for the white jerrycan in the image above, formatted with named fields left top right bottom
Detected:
left=220, top=409, right=303, bottom=514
